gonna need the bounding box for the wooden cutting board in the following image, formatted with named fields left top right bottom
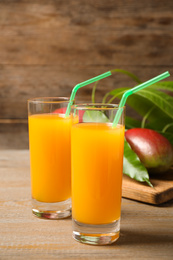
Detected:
left=122, top=168, right=173, bottom=205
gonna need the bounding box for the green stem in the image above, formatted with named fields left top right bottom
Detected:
left=107, top=95, right=118, bottom=104
left=110, top=69, right=142, bottom=84
left=91, top=81, right=99, bottom=103
left=162, top=123, right=173, bottom=133
left=102, top=92, right=110, bottom=103
left=141, top=107, right=155, bottom=128
left=107, top=89, right=127, bottom=104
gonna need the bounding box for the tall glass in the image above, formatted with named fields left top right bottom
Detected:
left=71, top=104, right=125, bottom=245
left=28, top=97, right=75, bottom=219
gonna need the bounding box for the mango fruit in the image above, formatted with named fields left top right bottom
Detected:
left=125, top=128, right=173, bottom=174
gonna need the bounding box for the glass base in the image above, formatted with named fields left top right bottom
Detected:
left=32, top=198, right=71, bottom=219
left=72, top=218, right=120, bottom=245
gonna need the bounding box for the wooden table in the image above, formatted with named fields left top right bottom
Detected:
left=0, top=150, right=173, bottom=259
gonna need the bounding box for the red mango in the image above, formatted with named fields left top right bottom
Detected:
left=125, top=128, right=173, bottom=174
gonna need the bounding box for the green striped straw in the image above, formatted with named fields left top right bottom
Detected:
left=65, top=71, right=112, bottom=117
left=112, top=71, right=170, bottom=128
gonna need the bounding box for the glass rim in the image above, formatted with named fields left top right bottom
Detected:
left=71, top=103, right=125, bottom=110
left=27, top=97, right=70, bottom=104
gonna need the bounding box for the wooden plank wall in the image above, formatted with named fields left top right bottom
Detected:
left=0, top=0, right=173, bottom=148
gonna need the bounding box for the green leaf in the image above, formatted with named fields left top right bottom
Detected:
left=110, top=87, right=173, bottom=126
left=102, top=87, right=130, bottom=103
left=125, top=116, right=141, bottom=129
left=137, top=89, right=173, bottom=119
left=123, top=140, right=153, bottom=187
left=83, top=110, right=109, bottom=123
left=146, top=116, right=173, bottom=132
left=149, top=81, right=173, bottom=92
left=108, top=87, right=157, bottom=120
left=107, top=87, right=130, bottom=104
left=109, top=87, right=130, bottom=97
left=126, top=94, right=156, bottom=119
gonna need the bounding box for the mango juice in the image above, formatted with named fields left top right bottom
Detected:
left=71, top=123, right=125, bottom=225
left=29, top=113, right=75, bottom=203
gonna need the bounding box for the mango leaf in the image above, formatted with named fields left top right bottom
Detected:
left=111, top=88, right=173, bottom=144
left=149, top=81, right=173, bottom=92
left=123, top=139, right=153, bottom=187
left=125, top=116, right=141, bottom=129
left=103, top=87, right=130, bottom=103
left=127, top=94, right=159, bottom=119
left=109, top=87, right=173, bottom=123
left=146, top=116, right=173, bottom=132
left=83, top=110, right=109, bottom=123
left=109, top=87, right=130, bottom=98
left=128, top=96, right=173, bottom=127
left=137, top=89, right=173, bottom=120
left=109, top=87, right=158, bottom=120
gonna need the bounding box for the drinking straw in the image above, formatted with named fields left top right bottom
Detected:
left=112, top=71, right=170, bottom=127
left=65, top=71, right=112, bottom=117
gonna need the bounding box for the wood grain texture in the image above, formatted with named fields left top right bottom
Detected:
left=0, top=0, right=173, bottom=122
left=122, top=171, right=173, bottom=205
left=0, top=150, right=173, bottom=259
left=0, top=0, right=173, bottom=66
left=0, top=65, right=172, bottom=119
left=0, top=123, right=29, bottom=149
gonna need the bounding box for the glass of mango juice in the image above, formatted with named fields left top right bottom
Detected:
left=71, top=103, right=125, bottom=245
left=28, top=97, right=77, bottom=219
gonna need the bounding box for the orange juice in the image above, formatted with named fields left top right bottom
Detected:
left=29, top=113, right=75, bottom=203
left=71, top=123, right=125, bottom=225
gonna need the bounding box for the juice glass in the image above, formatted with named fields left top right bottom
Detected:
left=28, top=97, right=76, bottom=219
left=71, top=104, right=125, bottom=245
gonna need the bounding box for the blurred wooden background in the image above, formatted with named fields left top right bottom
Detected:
left=0, top=0, right=173, bottom=149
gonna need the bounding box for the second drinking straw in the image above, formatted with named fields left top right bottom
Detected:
left=65, top=71, right=112, bottom=117
left=112, top=71, right=170, bottom=128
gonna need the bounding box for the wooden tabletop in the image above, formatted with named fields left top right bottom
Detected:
left=0, top=150, right=173, bottom=259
